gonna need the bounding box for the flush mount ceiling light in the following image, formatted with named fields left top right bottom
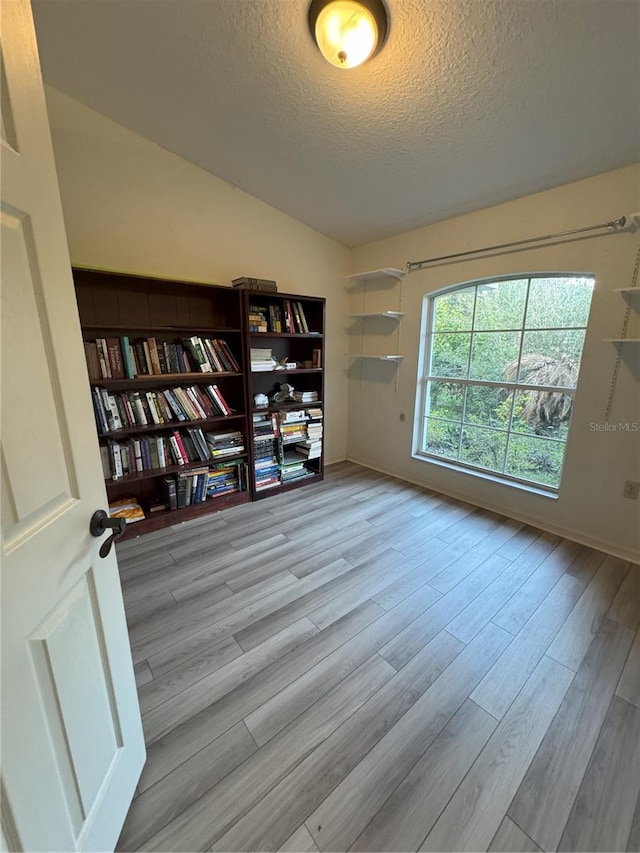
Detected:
left=309, top=0, right=388, bottom=69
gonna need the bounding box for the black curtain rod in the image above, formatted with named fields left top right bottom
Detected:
left=406, top=215, right=628, bottom=271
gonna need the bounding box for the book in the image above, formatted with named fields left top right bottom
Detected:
left=105, top=337, right=125, bottom=379
left=96, top=339, right=112, bottom=378
left=109, top=498, right=145, bottom=524
left=161, top=477, right=177, bottom=510
left=232, top=277, right=278, bottom=292
left=84, top=342, right=101, bottom=380
left=147, top=338, right=163, bottom=375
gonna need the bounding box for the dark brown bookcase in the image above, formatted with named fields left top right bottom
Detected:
left=74, top=270, right=327, bottom=537
left=74, top=268, right=251, bottom=538
left=242, top=290, right=326, bottom=499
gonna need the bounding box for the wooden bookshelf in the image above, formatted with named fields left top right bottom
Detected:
left=242, top=290, right=325, bottom=499
left=74, top=268, right=251, bottom=537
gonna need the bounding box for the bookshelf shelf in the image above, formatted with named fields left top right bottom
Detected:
left=81, top=325, right=243, bottom=335
left=253, top=400, right=324, bottom=413
left=90, top=372, right=243, bottom=389
left=120, top=489, right=251, bottom=539
left=100, top=413, right=244, bottom=439
left=604, top=338, right=640, bottom=343
left=613, top=289, right=640, bottom=295
left=249, top=332, right=324, bottom=339
left=105, top=453, right=248, bottom=486
left=250, top=368, right=323, bottom=376
left=345, top=268, right=405, bottom=285
left=348, top=311, right=404, bottom=320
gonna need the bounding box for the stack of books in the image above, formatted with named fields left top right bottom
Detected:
left=253, top=413, right=280, bottom=491
left=232, top=277, right=278, bottom=292
left=296, top=407, right=323, bottom=463
left=296, top=439, right=322, bottom=460
left=204, top=429, right=245, bottom=458
left=280, top=452, right=312, bottom=483
left=250, top=348, right=275, bottom=372
left=292, top=390, right=318, bottom=403
left=279, top=411, right=308, bottom=444
left=207, top=460, right=247, bottom=498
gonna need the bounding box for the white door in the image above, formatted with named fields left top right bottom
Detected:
left=0, top=2, right=145, bottom=850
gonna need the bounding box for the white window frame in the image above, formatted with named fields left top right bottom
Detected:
left=413, top=273, right=595, bottom=494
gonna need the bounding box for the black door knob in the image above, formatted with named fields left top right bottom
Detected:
left=90, top=510, right=127, bottom=558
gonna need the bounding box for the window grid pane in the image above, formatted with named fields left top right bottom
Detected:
left=420, top=275, right=594, bottom=489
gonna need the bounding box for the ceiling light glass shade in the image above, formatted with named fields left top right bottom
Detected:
left=314, top=0, right=379, bottom=69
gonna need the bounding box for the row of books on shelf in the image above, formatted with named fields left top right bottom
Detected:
left=108, top=461, right=248, bottom=523
left=92, top=384, right=234, bottom=434
left=84, top=335, right=241, bottom=380
left=248, top=300, right=313, bottom=334
left=91, top=385, right=234, bottom=435
left=162, top=461, right=248, bottom=509
left=102, top=428, right=244, bottom=480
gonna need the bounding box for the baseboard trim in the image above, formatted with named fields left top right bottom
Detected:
left=346, top=455, right=640, bottom=565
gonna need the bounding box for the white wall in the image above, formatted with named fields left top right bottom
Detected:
left=349, top=165, right=640, bottom=561
left=44, top=87, right=351, bottom=463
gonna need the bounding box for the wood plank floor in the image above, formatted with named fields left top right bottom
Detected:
left=115, top=461, right=640, bottom=853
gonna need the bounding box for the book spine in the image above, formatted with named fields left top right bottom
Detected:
left=147, top=337, right=162, bottom=375
left=174, top=431, right=190, bottom=463
left=84, top=342, right=101, bottom=380
left=209, top=384, right=232, bottom=416
left=163, top=389, right=187, bottom=421
left=96, top=339, right=112, bottom=378
left=203, top=339, right=224, bottom=372
left=106, top=337, right=125, bottom=379
left=145, top=391, right=161, bottom=425
left=131, top=391, right=148, bottom=425
left=173, top=387, right=199, bottom=420
left=92, top=389, right=109, bottom=434
left=185, top=388, right=207, bottom=420
left=109, top=441, right=123, bottom=479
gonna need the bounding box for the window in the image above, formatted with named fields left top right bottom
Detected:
left=415, top=275, right=595, bottom=490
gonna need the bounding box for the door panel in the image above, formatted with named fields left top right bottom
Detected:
left=0, top=2, right=145, bottom=849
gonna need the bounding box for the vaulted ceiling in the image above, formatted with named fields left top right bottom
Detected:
left=32, top=0, right=640, bottom=247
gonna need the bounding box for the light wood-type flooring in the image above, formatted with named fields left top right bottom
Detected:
left=115, top=461, right=640, bottom=852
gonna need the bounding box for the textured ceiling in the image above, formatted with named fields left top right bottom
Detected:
left=32, top=0, right=640, bottom=247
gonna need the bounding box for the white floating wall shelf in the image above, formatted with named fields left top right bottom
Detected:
left=349, top=354, right=404, bottom=361
left=348, top=311, right=405, bottom=320
left=345, top=268, right=405, bottom=285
